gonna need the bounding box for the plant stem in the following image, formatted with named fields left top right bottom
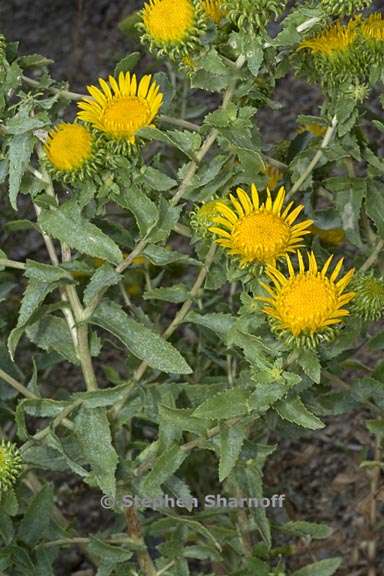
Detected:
left=111, top=244, right=217, bottom=419
left=286, top=115, right=338, bottom=201
left=83, top=54, right=246, bottom=322
left=171, top=54, right=246, bottom=207
left=0, top=258, right=26, bottom=270
left=22, top=74, right=83, bottom=100
left=367, top=438, right=380, bottom=576
left=360, top=239, right=384, bottom=273
left=61, top=246, right=98, bottom=391
left=0, top=368, right=36, bottom=399
left=125, top=507, right=157, bottom=576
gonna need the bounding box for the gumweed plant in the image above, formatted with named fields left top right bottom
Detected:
left=0, top=0, right=384, bottom=574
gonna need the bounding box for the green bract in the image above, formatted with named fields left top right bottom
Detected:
left=320, top=0, right=373, bottom=16
left=223, top=0, right=287, bottom=30
left=0, top=441, right=23, bottom=492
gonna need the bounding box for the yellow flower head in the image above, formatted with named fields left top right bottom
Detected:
left=265, top=164, right=284, bottom=190
left=140, top=0, right=206, bottom=59
left=209, top=185, right=313, bottom=267
left=298, top=123, right=327, bottom=138
left=258, top=251, right=355, bottom=346
left=45, top=123, right=93, bottom=172
left=202, top=0, right=226, bottom=23
left=361, top=13, right=384, bottom=42
left=77, top=73, right=163, bottom=143
left=299, top=19, right=359, bottom=57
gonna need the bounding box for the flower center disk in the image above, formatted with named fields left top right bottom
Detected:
left=102, top=97, right=151, bottom=137
left=143, top=0, right=195, bottom=43
left=275, top=274, right=337, bottom=334
left=46, top=124, right=92, bottom=171
left=233, top=212, right=290, bottom=262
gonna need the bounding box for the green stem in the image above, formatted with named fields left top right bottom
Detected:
left=286, top=115, right=338, bottom=201
left=111, top=244, right=217, bottom=419
left=0, top=258, right=26, bottom=270
left=0, top=368, right=36, bottom=399
left=360, top=239, right=384, bottom=273
left=61, top=245, right=98, bottom=391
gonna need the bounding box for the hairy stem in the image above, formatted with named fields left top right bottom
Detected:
left=125, top=507, right=157, bottom=576
left=0, top=258, right=26, bottom=270
left=62, top=246, right=98, bottom=391
left=360, top=239, right=384, bottom=273
left=367, top=439, right=381, bottom=576
left=111, top=244, right=217, bottom=419
left=286, top=115, right=338, bottom=201
left=0, top=368, right=37, bottom=399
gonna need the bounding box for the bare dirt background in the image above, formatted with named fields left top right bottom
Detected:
left=0, top=1, right=383, bottom=575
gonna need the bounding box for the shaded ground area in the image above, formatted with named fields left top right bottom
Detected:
left=1, top=1, right=383, bottom=575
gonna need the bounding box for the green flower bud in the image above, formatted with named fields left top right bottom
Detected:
left=351, top=272, right=384, bottom=321
left=222, top=0, right=287, bottom=31
left=191, top=199, right=223, bottom=238
left=320, top=0, right=372, bottom=16
left=0, top=440, right=23, bottom=492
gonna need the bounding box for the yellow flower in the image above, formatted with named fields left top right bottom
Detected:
left=265, top=164, right=284, bottom=189
left=45, top=123, right=93, bottom=172
left=140, top=0, right=206, bottom=59
left=310, top=224, right=345, bottom=246
left=258, top=251, right=355, bottom=346
left=201, top=0, right=225, bottom=23
left=299, top=19, right=359, bottom=57
left=77, top=73, right=163, bottom=143
left=361, top=13, right=384, bottom=42
left=209, top=185, right=313, bottom=267
left=297, top=123, right=327, bottom=138
left=143, top=0, right=195, bottom=43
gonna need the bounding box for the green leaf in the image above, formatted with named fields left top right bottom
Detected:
left=88, top=537, right=134, bottom=566
left=148, top=197, right=181, bottom=243
left=83, top=264, right=121, bottom=306
left=73, top=382, right=132, bottom=408
left=139, top=127, right=201, bottom=159
left=16, top=281, right=56, bottom=329
left=38, top=200, right=123, bottom=265
left=193, top=388, right=249, bottom=420
left=144, top=284, right=190, bottom=304
left=281, top=521, right=333, bottom=539
left=292, top=557, right=342, bottom=576
left=366, top=180, right=384, bottom=238
left=113, top=178, right=159, bottom=236
left=141, top=444, right=188, bottom=497
left=18, top=484, right=54, bottom=546
left=25, top=260, right=73, bottom=284
left=26, top=316, right=79, bottom=365
left=143, top=166, right=177, bottom=191
left=143, top=244, right=194, bottom=266
left=21, top=398, right=72, bottom=417
left=296, top=350, right=321, bottom=383
left=74, top=406, right=118, bottom=496
left=8, top=132, right=35, bottom=210
left=114, top=52, right=140, bottom=75
left=275, top=397, right=325, bottom=430
left=91, top=301, right=192, bottom=374
left=186, top=311, right=235, bottom=339
left=159, top=405, right=208, bottom=435
left=327, top=177, right=366, bottom=247
left=219, top=423, right=247, bottom=481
